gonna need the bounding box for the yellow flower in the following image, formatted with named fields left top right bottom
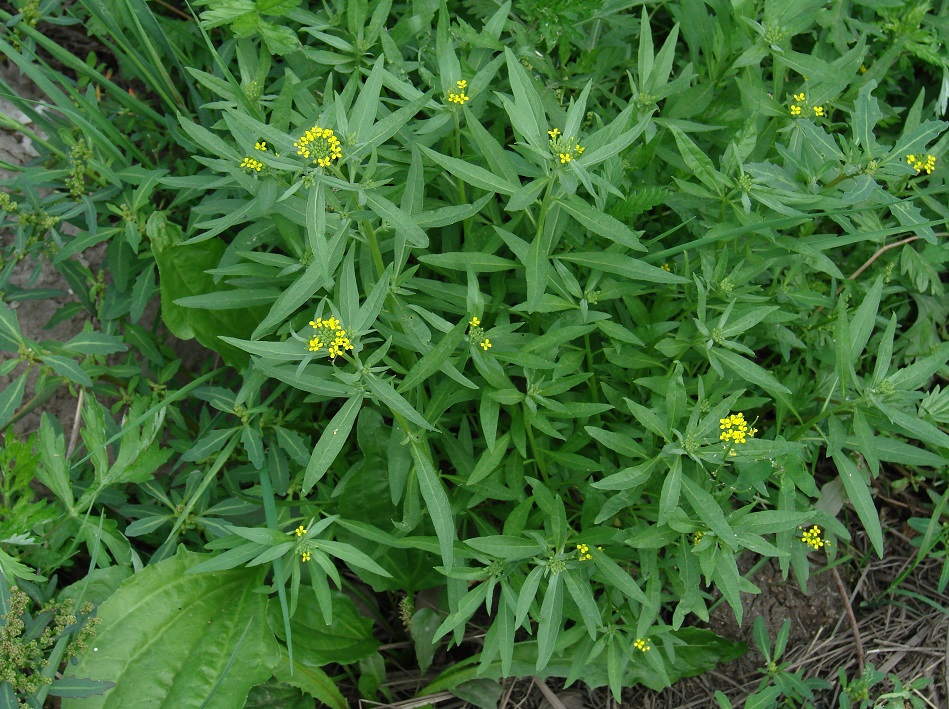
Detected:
left=308, top=316, right=353, bottom=358
left=240, top=156, right=263, bottom=172
left=294, top=525, right=306, bottom=537
left=576, top=543, right=592, bottom=561
left=254, top=141, right=267, bottom=151
left=790, top=104, right=802, bottom=117
left=802, top=525, right=824, bottom=550
left=660, top=263, right=671, bottom=272
left=813, top=105, right=825, bottom=117
left=719, top=412, right=757, bottom=445
left=301, top=551, right=311, bottom=562
left=559, top=152, right=572, bottom=163
left=294, top=125, right=342, bottom=166
left=548, top=127, right=561, bottom=138
left=634, top=638, right=651, bottom=652
left=793, top=92, right=806, bottom=102
left=692, top=531, right=704, bottom=545
left=907, top=153, right=936, bottom=174
left=480, top=339, right=492, bottom=351
left=469, top=316, right=480, bottom=328
left=447, top=81, right=471, bottom=105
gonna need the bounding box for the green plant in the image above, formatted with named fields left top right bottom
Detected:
left=1, top=0, right=948, bottom=704
left=0, top=572, right=110, bottom=705
left=839, top=663, right=931, bottom=709
left=715, top=617, right=830, bottom=708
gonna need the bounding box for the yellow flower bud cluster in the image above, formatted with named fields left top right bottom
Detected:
left=906, top=154, right=936, bottom=175
left=789, top=92, right=824, bottom=118
left=719, top=412, right=757, bottom=445
left=468, top=316, right=492, bottom=351
left=802, top=525, right=824, bottom=550
left=308, top=316, right=353, bottom=359
left=294, top=126, right=342, bottom=167
left=447, top=79, right=470, bottom=104
left=548, top=127, right=585, bottom=164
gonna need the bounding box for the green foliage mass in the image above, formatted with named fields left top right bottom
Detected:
left=1, top=0, right=948, bottom=705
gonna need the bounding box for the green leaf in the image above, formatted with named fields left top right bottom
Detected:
left=47, top=678, right=116, bottom=698
left=303, top=396, right=364, bottom=493
left=272, top=652, right=347, bottom=709
left=536, top=572, right=563, bottom=671
left=681, top=476, right=737, bottom=547
left=464, top=534, right=539, bottom=561
left=399, top=318, right=473, bottom=393
left=63, top=549, right=278, bottom=709
left=64, top=329, right=128, bottom=355
left=419, top=146, right=518, bottom=196
left=504, top=48, right=545, bottom=148
left=853, top=80, right=883, bottom=155
left=831, top=451, right=883, bottom=558
left=269, top=590, right=379, bottom=666
left=410, top=442, right=456, bottom=570
left=557, top=252, right=688, bottom=284
left=41, top=355, right=93, bottom=387
left=590, top=547, right=648, bottom=605
left=667, top=124, right=725, bottom=195
left=713, top=348, right=792, bottom=395
left=849, top=276, right=882, bottom=364
left=0, top=374, right=25, bottom=429
left=364, top=191, right=428, bottom=248
left=316, top=539, right=391, bottom=577
left=557, top=195, right=645, bottom=251
left=0, top=304, right=23, bottom=351
left=365, top=372, right=434, bottom=431
left=153, top=235, right=267, bottom=366
left=251, top=260, right=325, bottom=340
left=37, top=413, right=74, bottom=507
left=467, top=434, right=511, bottom=485
left=418, top=252, right=520, bottom=273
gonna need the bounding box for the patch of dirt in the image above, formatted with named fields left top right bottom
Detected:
left=0, top=62, right=108, bottom=438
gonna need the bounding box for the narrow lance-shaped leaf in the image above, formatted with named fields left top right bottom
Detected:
left=303, top=396, right=364, bottom=493
left=410, top=443, right=456, bottom=570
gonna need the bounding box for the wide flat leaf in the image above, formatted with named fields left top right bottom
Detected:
left=63, top=549, right=278, bottom=709
left=153, top=236, right=268, bottom=367
left=268, top=590, right=379, bottom=666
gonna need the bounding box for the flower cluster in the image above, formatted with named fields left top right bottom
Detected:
left=447, top=79, right=470, bottom=104
left=575, top=543, right=601, bottom=561
left=906, top=154, right=936, bottom=175
left=308, top=316, right=353, bottom=359
left=468, top=316, right=491, bottom=351
left=789, top=93, right=824, bottom=118
left=240, top=156, right=263, bottom=172
left=720, top=412, right=757, bottom=445
left=802, top=525, right=824, bottom=550
left=548, top=127, right=585, bottom=163
left=691, top=531, right=704, bottom=545
left=634, top=637, right=652, bottom=652
left=294, top=126, right=342, bottom=167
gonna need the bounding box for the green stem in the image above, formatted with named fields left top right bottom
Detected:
left=362, top=219, right=386, bottom=280
left=823, top=171, right=855, bottom=190
left=786, top=401, right=856, bottom=441
left=524, top=405, right=548, bottom=480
